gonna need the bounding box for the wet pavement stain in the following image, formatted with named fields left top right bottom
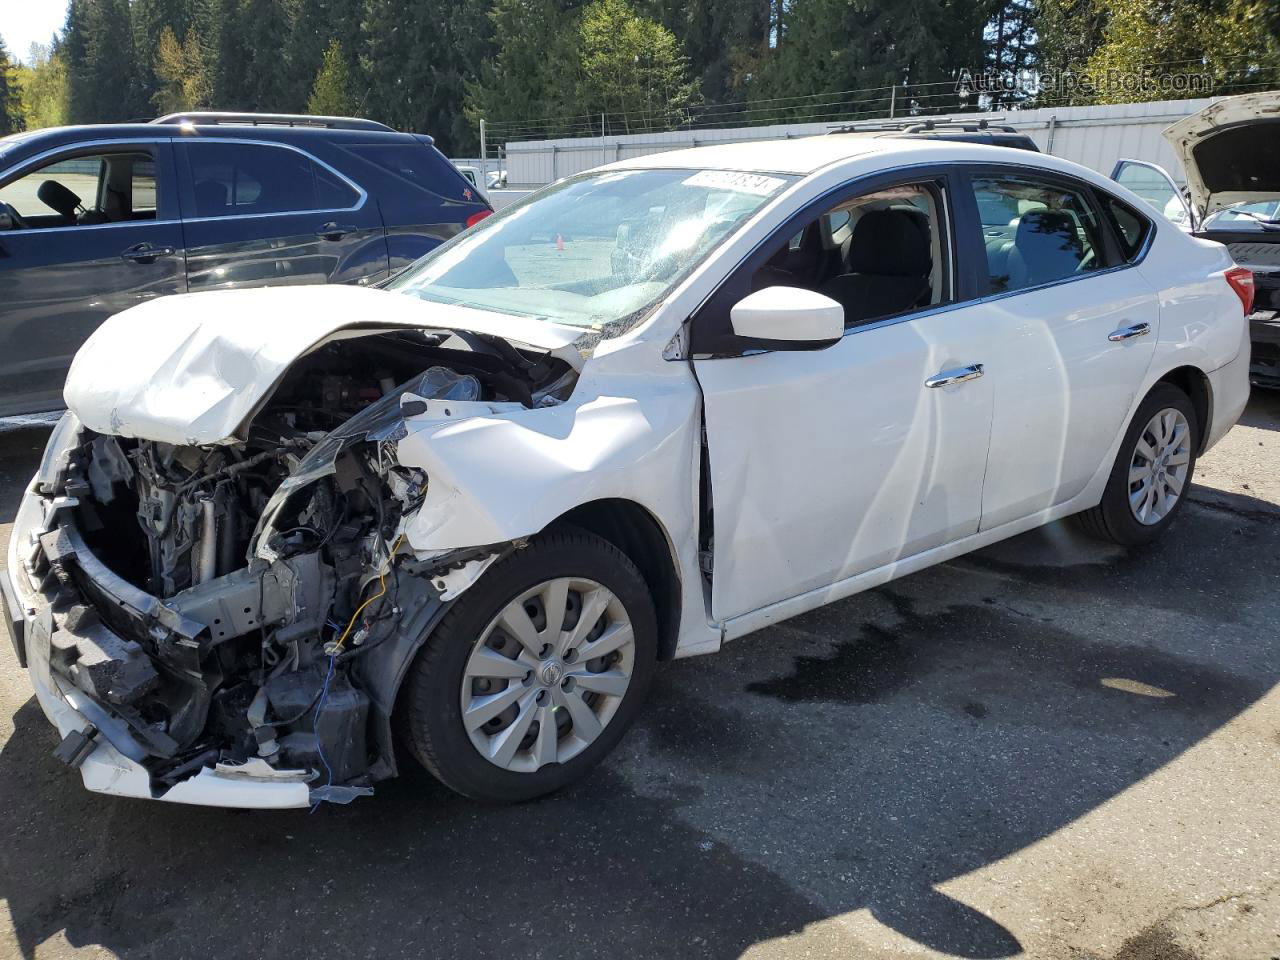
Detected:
left=744, top=590, right=1266, bottom=732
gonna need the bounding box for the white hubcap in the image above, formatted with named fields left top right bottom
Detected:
left=1128, top=407, right=1190, bottom=525
left=460, top=577, right=635, bottom=773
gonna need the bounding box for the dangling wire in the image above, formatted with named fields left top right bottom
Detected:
left=330, top=532, right=406, bottom=654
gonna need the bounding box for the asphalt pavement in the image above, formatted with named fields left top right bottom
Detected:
left=1, top=393, right=1278, bottom=960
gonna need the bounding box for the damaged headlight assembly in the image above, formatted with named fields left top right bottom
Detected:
left=14, top=333, right=570, bottom=807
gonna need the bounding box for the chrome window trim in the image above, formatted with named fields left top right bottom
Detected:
left=0, top=137, right=175, bottom=232
left=178, top=137, right=367, bottom=223
left=0, top=218, right=183, bottom=236
left=689, top=158, right=1157, bottom=357
left=835, top=259, right=1143, bottom=341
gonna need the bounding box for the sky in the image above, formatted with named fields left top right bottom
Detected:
left=3, top=0, right=69, bottom=63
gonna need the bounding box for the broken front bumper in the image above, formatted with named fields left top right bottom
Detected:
left=4, top=488, right=311, bottom=809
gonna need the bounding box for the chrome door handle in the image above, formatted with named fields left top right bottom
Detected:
left=925, top=363, right=984, bottom=388
left=1108, top=322, right=1151, bottom=342
left=120, top=242, right=175, bottom=264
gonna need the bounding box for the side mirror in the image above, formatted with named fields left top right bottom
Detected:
left=0, top=211, right=11, bottom=231
left=729, top=286, right=843, bottom=350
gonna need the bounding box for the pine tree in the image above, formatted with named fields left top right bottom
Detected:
left=465, top=0, right=584, bottom=134
left=361, top=0, right=491, bottom=153
left=0, top=38, right=24, bottom=134
left=153, top=26, right=213, bottom=112
left=577, top=0, right=698, bottom=131
left=307, top=39, right=357, bottom=115
left=64, top=0, right=143, bottom=121
left=283, top=0, right=363, bottom=111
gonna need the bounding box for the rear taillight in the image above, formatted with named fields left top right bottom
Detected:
left=1225, top=265, right=1255, bottom=315
left=465, top=210, right=492, bottom=229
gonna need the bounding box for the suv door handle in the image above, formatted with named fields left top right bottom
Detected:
left=316, top=222, right=357, bottom=241
left=1108, top=322, right=1151, bottom=342
left=121, top=242, right=176, bottom=264
left=925, top=363, right=984, bottom=388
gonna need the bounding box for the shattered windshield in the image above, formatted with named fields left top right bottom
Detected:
left=388, top=168, right=794, bottom=338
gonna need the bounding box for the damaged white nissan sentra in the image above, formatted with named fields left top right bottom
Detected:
left=3, top=136, right=1253, bottom=808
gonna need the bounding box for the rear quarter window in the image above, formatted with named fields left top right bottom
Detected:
left=343, top=141, right=479, bottom=203
left=1102, top=195, right=1153, bottom=262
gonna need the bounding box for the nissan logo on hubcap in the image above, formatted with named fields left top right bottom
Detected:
left=540, top=662, right=564, bottom=686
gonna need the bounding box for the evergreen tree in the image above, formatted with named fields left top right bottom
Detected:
left=753, top=0, right=988, bottom=121
left=64, top=0, right=142, bottom=121
left=0, top=38, right=24, bottom=134
left=465, top=0, right=584, bottom=133
left=153, top=26, right=214, bottom=112
left=133, top=0, right=195, bottom=109
left=362, top=0, right=491, bottom=153
left=283, top=0, right=364, bottom=111
left=307, top=39, right=357, bottom=114
left=577, top=0, right=697, bottom=130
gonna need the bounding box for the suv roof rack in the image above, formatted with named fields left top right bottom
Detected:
left=150, top=112, right=394, bottom=132
left=827, top=116, right=1015, bottom=135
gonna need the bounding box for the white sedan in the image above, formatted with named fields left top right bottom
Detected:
left=4, top=136, right=1252, bottom=807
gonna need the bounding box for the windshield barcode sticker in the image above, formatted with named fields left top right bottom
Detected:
left=682, top=170, right=787, bottom=196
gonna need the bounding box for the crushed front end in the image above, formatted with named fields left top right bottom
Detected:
left=3, top=326, right=574, bottom=807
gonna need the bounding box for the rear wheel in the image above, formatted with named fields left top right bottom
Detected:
left=399, top=531, right=657, bottom=802
left=1075, top=383, right=1199, bottom=546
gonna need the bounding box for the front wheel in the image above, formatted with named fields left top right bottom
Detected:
left=399, top=531, right=657, bottom=802
left=1075, top=382, right=1199, bottom=546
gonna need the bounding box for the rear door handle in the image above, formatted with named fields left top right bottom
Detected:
left=316, top=222, right=357, bottom=241
left=1108, top=322, right=1151, bottom=342
left=121, top=242, right=176, bottom=264
left=925, top=363, right=984, bottom=388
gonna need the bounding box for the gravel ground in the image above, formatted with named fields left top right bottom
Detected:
left=0, top=392, right=1277, bottom=960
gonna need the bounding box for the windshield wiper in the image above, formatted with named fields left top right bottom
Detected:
left=1232, top=210, right=1280, bottom=230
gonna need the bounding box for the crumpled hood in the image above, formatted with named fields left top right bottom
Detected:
left=64, top=284, right=584, bottom=446
left=1164, top=92, right=1280, bottom=222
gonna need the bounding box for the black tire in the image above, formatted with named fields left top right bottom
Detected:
left=1074, top=382, right=1199, bottom=546
left=398, top=530, right=657, bottom=803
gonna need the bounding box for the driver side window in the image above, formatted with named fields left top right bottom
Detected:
left=0, top=150, right=160, bottom=230
left=970, top=176, right=1106, bottom=294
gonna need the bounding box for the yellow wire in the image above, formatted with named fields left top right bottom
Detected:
left=332, top=532, right=405, bottom=653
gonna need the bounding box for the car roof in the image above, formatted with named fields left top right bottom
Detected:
left=602, top=133, right=1091, bottom=181
left=0, top=122, right=418, bottom=160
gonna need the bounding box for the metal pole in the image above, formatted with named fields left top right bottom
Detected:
left=889, top=85, right=896, bottom=119
left=479, top=119, right=488, bottom=186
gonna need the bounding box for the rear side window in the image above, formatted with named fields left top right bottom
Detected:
left=1102, top=195, right=1152, bottom=261
left=344, top=142, right=477, bottom=201
left=969, top=175, right=1107, bottom=294
left=186, top=142, right=359, bottom=217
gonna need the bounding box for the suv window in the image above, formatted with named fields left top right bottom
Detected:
left=970, top=175, right=1106, bottom=294
left=0, top=150, right=160, bottom=228
left=187, top=142, right=359, bottom=218
left=749, top=182, right=947, bottom=328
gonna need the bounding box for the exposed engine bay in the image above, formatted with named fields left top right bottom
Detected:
left=20, top=327, right=575, bottom=802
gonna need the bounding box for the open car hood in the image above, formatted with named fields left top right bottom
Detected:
left=1164, top=92, right=1280, bottom=222
left=64, top=285, right=584, bottom=446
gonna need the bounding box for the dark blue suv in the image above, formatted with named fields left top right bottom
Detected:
left=0, top=112, right=492, bottom=416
